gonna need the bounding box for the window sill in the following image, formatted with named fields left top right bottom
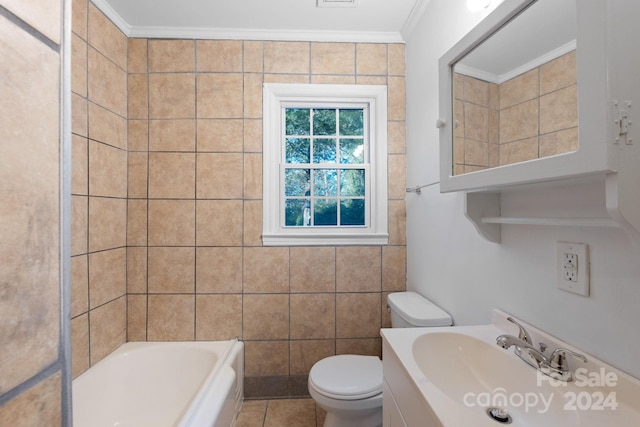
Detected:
left=262, top=232, right=389, bottom=246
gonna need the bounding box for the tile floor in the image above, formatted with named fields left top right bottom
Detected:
left=236, top=398, right=325, bottom=427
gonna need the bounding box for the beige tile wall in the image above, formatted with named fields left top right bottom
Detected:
left=67, top=0, right=407, bottom=388
left=126, top=39, right=407, bottom=384
left=454, top=51, right=577, bottom=174
left=0, top=0, right=66, bottom=423
left=70, top=0, right=128, bottom=378
left=453, top=72, right=499, bottom=174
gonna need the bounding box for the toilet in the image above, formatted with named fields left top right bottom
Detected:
left=308, top=291, right=452, bottom=427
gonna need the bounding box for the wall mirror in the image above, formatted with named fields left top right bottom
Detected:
left=435, top=0, right=623, bottom=194
left=452, top=0, right=577, bottom=175
left=437, top=0, right=640, bottom=240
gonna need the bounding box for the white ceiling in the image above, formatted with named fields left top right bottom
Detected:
left=95, top=0, right=430, bottom=43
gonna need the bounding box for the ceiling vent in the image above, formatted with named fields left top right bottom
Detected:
left=317, top=0, right=359, bottom=8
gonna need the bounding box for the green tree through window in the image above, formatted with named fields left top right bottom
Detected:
left=284, top=107, right=366, bottom=227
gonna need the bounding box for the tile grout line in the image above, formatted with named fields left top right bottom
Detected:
left=193, top=39, right=197, bottom=340
left=145, top=37, right=150, bottom=342
left=84, top=0, right=92, bottom=365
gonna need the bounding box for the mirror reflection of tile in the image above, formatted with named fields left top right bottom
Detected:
left=453, top=50, right=577, bottom=175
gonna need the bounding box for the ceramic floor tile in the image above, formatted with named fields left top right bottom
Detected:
left=236, top=400, right=267, bottom=427
left=264, top=399, right=317, bottom=427
left=237, top=398, right=318, bottom=427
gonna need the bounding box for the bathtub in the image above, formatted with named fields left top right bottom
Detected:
left=72, top=339, right=244, bottom=427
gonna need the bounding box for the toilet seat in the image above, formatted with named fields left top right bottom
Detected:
left=308, top=355, right=382, bottom=400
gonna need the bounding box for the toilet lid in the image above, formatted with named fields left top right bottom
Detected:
left=309, top=355, right=382, bottom=400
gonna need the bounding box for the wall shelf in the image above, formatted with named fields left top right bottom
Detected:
left=480, top=216, right=618, bottom=227
left=464, top=172, right=640, bottom=243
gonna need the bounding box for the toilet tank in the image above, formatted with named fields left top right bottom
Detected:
left=387, top=292, right=452, bottom=328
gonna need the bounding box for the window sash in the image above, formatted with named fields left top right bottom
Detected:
left=280, top=164, right=371, bottom=228
left=280, top=103, right=370, bottom=229
left=282, top=104, right=369, bottom=165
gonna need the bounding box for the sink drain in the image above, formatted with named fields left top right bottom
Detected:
left=486, top=407, right=513, bottom=424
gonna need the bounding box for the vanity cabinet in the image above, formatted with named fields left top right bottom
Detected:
left=437, top=0, right=640, bottom=242
left=382, top=339, right=440, bottom=427
left=382, top=380, right=407, bottom=427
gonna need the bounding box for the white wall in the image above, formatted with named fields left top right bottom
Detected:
left=405, top=0, right=640, bottom=379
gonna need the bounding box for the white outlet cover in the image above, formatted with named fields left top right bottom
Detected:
left=557, top=242, right=590, bottom=296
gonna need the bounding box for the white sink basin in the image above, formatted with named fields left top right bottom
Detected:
left=382, top=312, right=640, bottom=427
left=412, top=332, right=534, bottom=400
left=410, top=331, right=585, bottom=425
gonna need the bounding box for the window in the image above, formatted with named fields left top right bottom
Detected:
left=263, top=83, right=388, bottom=246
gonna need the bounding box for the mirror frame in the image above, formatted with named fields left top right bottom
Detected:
left=438, top=0, right=611, bottom=193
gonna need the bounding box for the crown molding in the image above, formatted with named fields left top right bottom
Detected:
left=401, top=0, right=431, bottom=42
left=90, top=0, right=131, bottom=35
left=128, top=26, right=405, bottom=43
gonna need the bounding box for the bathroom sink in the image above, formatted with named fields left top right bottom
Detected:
left=410, top=331, right=582, bottom=425
left=412, top=331, right=534, bottom=401
left=381, top=321, right=640, bottom=427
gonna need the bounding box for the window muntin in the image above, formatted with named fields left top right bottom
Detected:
left=282, top=105, right=367, bottom=228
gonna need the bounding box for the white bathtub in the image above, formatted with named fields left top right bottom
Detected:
left=72, top=339, right=244, bottom=427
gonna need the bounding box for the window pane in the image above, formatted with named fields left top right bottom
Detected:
left=285, top=108, right=310, bottom=135
left=285, top=169, right=310, bottom=196
left=313, top=138, right=337, bottom=163
left=285, top=199, right=310, bottom=226
left=286, top=138, right=310, bottom=164
left=339, top=109, right=364, bottom=136
left=313, top=169, right=338, bottom=196
left=339, top=138, right=364, bottom=164
left=340, top=169, right=365, bottom=196
left=340, top=199, right=365, bottom=225
left=314, top=199, right=337, bottom=226
left=313, top=109, right=336, bottom=135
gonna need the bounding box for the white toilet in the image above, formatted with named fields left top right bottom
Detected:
left=308, top=291, right=452, bottom=427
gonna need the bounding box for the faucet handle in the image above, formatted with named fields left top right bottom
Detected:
left=549, top=348, right=588, bottom=370
left=507, top=317, right=532, bottom=345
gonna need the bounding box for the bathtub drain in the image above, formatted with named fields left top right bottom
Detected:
left=486, top=407, right=512, bottom=424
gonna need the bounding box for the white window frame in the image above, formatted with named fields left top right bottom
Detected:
left=262, top=83, right=388, bottom=246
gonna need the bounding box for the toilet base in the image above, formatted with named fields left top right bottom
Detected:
left=309, top=385, right=382, bottom=427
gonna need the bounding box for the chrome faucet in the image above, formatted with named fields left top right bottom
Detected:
left=547, top=348, right=588, bottom=381
left=496, top=317, right=587, bottom=382
left=496, top=327, right=548, bottom=372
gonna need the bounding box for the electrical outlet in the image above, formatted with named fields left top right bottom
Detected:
left=563, top=253, right=578, bottom=281
left=557, top=242, right=589, bottom=296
